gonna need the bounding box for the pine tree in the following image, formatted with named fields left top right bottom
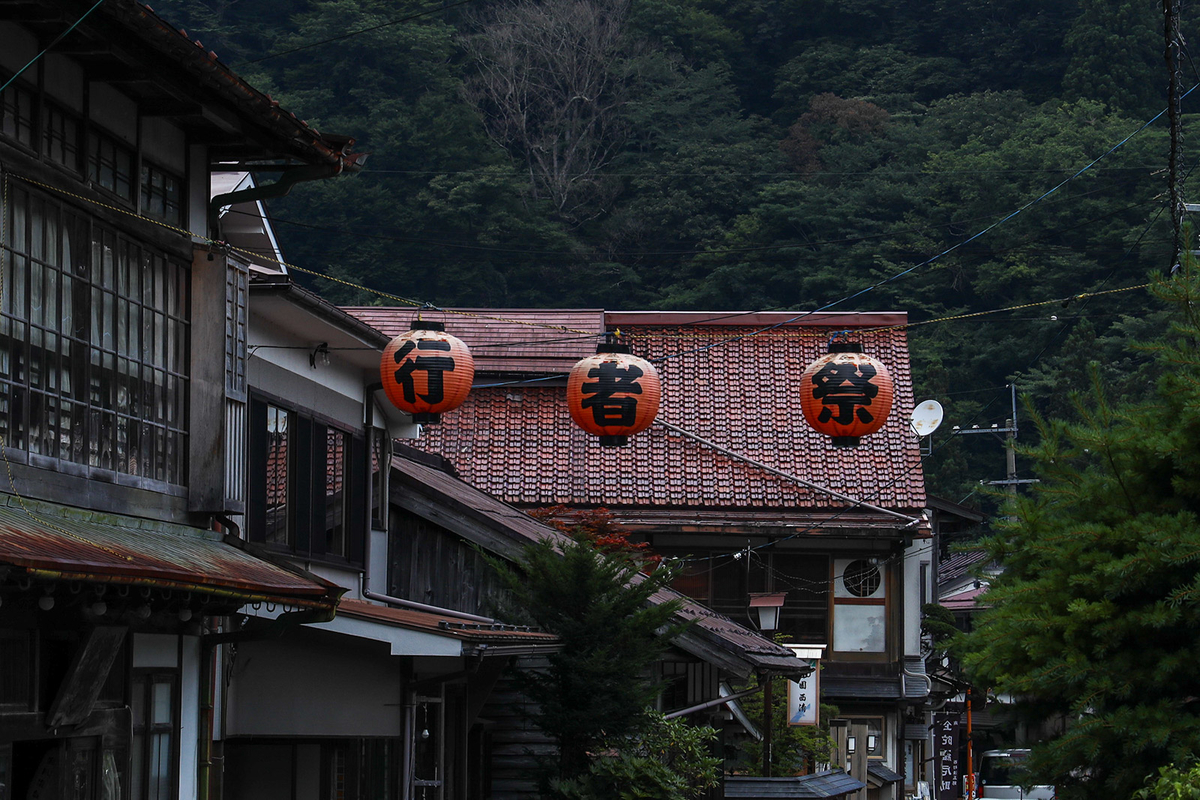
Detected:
left=958, top=248, right=1200, bottom=798
left=489, top=530, right=687, bottom=782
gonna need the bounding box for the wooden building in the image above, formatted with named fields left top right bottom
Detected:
left=0, top=2, right=359, bottom=799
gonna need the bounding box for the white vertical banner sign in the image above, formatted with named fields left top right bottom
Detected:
left=784, top=645, right=825, bottom=727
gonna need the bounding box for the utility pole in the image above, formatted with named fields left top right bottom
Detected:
left=1165, top=0, right=1185, bottom=263
left=951, top=385, right=1036, bottom=492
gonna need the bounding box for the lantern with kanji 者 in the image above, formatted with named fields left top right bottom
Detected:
left=380, top=321, right=475, bottom=424
left=799, top=341, right=893, bottom=447
left=567, top=341, right=661, bottom=446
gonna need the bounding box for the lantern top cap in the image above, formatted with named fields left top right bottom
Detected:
left=828, top=340, right=863, bottom=354
left=748, top=592, right=788, bottom=608
left=596, top=341, right=632, bottom=355
left=410, top=320, right=446, bottom=332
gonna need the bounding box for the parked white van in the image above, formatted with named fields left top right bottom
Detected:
left=978, top=749, right=1056, bottom=800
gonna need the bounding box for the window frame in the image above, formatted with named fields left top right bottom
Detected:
left=0, top=180, right=191, bottom=488
left=129, top=669, right=180, bottom=800
left=248, top=393, right=367, bottom=566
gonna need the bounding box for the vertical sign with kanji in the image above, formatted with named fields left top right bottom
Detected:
left=933, top=712, right=961, bottom=800
left=786, top=659, right=820, bottom=726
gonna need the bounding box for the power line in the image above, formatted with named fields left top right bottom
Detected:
left=0, top=0, right=106, bottom=95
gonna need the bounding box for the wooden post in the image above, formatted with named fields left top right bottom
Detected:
left=830, top=719, right=849, bottom=770
left=966, top=695, right=975, bottom=800
left=762, top=676, right=773, bottom=777
left=850, top=721, right=869, bottom=800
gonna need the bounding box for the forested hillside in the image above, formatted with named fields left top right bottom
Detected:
left=159, top=0, right=1183, bottom=501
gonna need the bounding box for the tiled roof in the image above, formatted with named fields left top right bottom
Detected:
left=344, top=307, right=605, bottom=374
left=0, top=495, right=340, bottom=608
left=356, top=309, right=926, bottom=516
left=868, top=763, right=905, bottom=784
left=69, top=0, right=362, bottom=168
left=391, top=450, right=804, bottom=676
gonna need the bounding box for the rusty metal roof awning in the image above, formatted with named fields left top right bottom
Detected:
left=0, top=495, right=340, bottom=609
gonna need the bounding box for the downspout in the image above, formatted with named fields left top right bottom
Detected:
left=209, top=163, right=345, bottom=240
left=198, top=606, right=336, bottom=800
left=361, top=382, right=495, bottom=624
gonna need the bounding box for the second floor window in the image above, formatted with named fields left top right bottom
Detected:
left=140, top=163, right=183, bottom=227
left=249, top=396, right=366, bottom=564
left=0, top=181, right=190, bottom=484
left=88, top=131, right=134, bottom=202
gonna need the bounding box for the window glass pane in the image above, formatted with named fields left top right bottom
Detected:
left=326, top=427, right=347, bottom=556
left=266, top=406, right=290, bottom=545
left=834, top=604, right=886, bottom=652
left=151, top=680, right=171, bottom=724
left=371, top=430, right=385, bottom=529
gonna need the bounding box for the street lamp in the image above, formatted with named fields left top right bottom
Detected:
left=749, top=592, right=787, bottom=632
left=749, top=592, right=787, bottom=777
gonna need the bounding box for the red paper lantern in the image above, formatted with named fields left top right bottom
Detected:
left=799, top=341, right=894, bottom=447
left=567, top=341, right=661, bottom=447
left=380, top=321, right=475, bottom=424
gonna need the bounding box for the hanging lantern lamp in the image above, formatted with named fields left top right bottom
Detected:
left=799, top=341, right=894, bottom=447
left=380, top=320, right=475, bottom=424
left=567, top=336, right=661, bottom=446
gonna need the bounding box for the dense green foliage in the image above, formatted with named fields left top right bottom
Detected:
left=157, top=0, right=1186, bottom=502
left=551, top=711, right=721, bottom=800
left=1136, top=763, right=1200, bottom=800
left=957, top=255, right=1200, bottom=798
left=486, top=534, right=687, bottom=780
left=731, top=674, right=838, bottom=777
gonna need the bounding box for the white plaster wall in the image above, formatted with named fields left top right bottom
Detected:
left=226, top=630, right=402, bottom=737
left=132, top=633, right=179, bottom=668
left=179, top=636, right=201, bottom=800
left=249, top=319, right=368, bottom=420
left=903, top=538, right=933, bottom=656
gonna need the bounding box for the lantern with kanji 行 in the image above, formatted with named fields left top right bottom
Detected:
left=799, top=341, right=894, bottom=447
left=380, top=321, right=475, bottom=424
left=567, top=341, right=661, bottom=446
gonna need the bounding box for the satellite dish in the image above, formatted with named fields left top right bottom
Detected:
left=910, top=400, right=944, bottom=437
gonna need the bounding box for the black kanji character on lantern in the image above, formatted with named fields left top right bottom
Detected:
left=394, top=339, right=456, bottom=404
left=811, top=361, right=879, bottom=425
left=580, top=362, right=643, bottom=426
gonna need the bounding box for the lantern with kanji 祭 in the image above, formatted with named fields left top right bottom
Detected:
left=567, top=339, right=661, bottom=446
left=799, top=341, right=894, bottom=447
left=380, top=320, right=475, bottom=424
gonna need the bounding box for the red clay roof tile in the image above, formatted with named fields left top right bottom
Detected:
left=348, top=309, right=927, bottom=517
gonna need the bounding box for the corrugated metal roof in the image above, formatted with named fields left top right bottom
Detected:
left=820, top=676, right=904, bottom=700
left=724, top=770, right=866, bottom=798
left=336, top=599, right=559, bottom=644
left=868, top=763, right=904, bottom=784
left=0, top=494, right=338, bottom=606
left=345, top=307, right=605, bottom=374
